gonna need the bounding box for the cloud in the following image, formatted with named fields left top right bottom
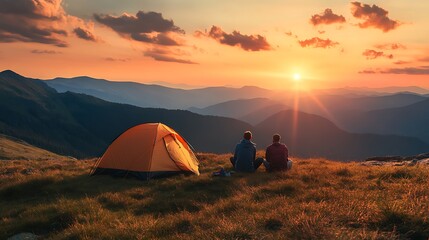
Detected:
left=358, top=69, right=377, bottom=74
left=374, top=43, right=406, bottom=50
left=0, top=0, right=97, bottom=47
left=144, top=48, right=197, bottom=64
left=73, top=27, right=98, bottom=42
left=380, top=66, right=429, bottom=75
left=0, top=0, right=65, bottom=20
left=362, top=49, right=393, bottom=59
left=359, top=66, right=429, bottom=75
left=104, top=57, right=130, bottom=62
left=393, top=60, right=410, bottom=65
left=94, top=11, right=184, bottom=46
left=310, top=9, right=346, bottom=26
left=130, top=32, right=180, bottom=46
left=285, top=31, right=298, bottom=38
left=298, top=37, right=339, bottom=48
left=418, top=56, right=429, bottom=62
left=31, top=49, right=61, bottom=54
left=197, top=26, right=271, bottom=51
left=351, top=2, right=400, bottom=32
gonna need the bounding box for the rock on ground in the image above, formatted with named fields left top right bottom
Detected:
left=7, top=233, right=38, bottom=240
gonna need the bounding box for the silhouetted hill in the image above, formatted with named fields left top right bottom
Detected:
left=239, top=103, right=289, bottom=125
left=254, top=110, right=429, bottom=160
left=0, top=70, right=101, bottom=157
left=2, top=70, right=428, bottom=161
left=336, top=93, right=426, bottom=111
left=189, top=93, right=426, bottom=126
left=317, top=86, right=429, bottom=96
left=46, top=77, right=272, bottom=109
left=339, top=99, right=429, bottom=143
left=294, top=93, right=426, bottom=122
left=188, top=98, right=288, bottom=119
left=0, top=70, right=253, bottom=157
left=59, top=92, right=253, bottom=155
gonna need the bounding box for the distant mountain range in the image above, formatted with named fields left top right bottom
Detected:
left=339, top=98, right=429, bottom=143
left=1, top=70, right=428, bottom=160
left=0, top=70, right=252, bottom=157
left=254, top=111, right=428, bottom=160
left=45, top=76, right=272, bottom=109
left=45, top=76, right=429, bottom=112
left=188, top=98, right=288, bottom=121
left=315, top=86, right=429, bottom=96
left=189, top=93, right=427, bottom=126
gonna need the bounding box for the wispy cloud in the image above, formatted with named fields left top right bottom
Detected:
left=381, top=66, right=429, bottom=75
left=31, top=49, right=62, bottom=54
left=359, top=66, right=429, bottom=75
left=144, top=48, right=197, bottom=64
left=393, top=60, right=410, bottom=65
left=418, top=56, right=429, bottom=62
left=104, top=57, right=130, bottom=62
left=374, top=43, right=406, bottom=50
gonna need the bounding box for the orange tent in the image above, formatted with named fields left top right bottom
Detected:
left=91, top=123, right=200, bottom=180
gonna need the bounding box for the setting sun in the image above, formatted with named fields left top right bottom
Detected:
left=293, top=73, right=301, bottom=81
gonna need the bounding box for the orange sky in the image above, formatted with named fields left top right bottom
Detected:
left=0, top=0, right=428, bottom=90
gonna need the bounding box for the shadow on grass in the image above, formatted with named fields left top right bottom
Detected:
left=374, top=208, right=429, bottom=240
left=134, top=177, right=236, bottom=216
left=0, top=174, right=145, bottom=204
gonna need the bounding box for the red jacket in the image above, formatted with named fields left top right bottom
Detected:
left=265, top=142, right=289, bottom=171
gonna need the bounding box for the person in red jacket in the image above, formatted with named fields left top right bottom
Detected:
left=264, top=134, right=292, bottom=172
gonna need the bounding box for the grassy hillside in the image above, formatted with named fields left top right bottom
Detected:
left=1, top=153, right=428, bottom=239
left=0, top=70, right=253, bottom=157
left=0, top=135, right=69, bottom=160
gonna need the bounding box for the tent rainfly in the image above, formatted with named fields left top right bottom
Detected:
left=91, top=123, right=200, bottom=180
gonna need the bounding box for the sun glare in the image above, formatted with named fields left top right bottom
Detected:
left=293, top=73, right=301, bottom=81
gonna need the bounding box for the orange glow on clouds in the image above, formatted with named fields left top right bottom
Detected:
left=0, top=0, right=428, bottom=90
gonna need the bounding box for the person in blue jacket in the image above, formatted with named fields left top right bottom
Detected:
left=230, top=131, right=264, bottom=172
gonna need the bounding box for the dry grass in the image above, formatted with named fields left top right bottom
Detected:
left=0, top=134, right=70, bottom=161
left=1, top=152, right=428, bottom=239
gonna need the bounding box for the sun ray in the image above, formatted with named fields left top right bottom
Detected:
left=303, top=90, right=337, bottom=124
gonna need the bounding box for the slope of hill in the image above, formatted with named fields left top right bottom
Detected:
left=0, top=135, right=68, bottom=160
left=189, top=93, right=426, bottom=126
left=1, top=155, right=428, bottom=239
left=317, top=86, right=429, bottom=96
left=188, top=98, right=288, bottom=119
left=339, top=98, right=429, bottom=143
left=45, top=76, right=272, bottom=109
left=0, top=70, right=99, bottom=157
left=254, top=110, right=429, bottom=160
left=294, top=93, right=427, bottom=122
left=59, top=92, right=253, bottom=155
left=239, top=103, right=289, bottom=125
left=0, top=70, right=253, bottom=157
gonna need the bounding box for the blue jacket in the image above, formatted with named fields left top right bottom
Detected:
left=233, top=139, right=257, bottom=172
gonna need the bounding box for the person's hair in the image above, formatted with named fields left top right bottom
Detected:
left=243, top=131, right=252, bottom=140
left=273, top=134, right=281, bottom=142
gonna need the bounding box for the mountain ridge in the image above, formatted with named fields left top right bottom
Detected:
left=1, top=70, right=428, bottom=160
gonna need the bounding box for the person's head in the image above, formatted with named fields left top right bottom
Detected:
left=273, top=134, right=281, bottom=143
left=243, top=131, right=252, bottom=140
